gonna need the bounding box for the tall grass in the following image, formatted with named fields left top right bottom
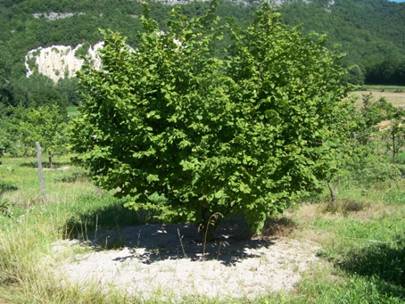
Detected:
left=0, top=157, right=130, bottom=303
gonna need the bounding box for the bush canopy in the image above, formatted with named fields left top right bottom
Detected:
left=71, top=2, right=350, bottom=234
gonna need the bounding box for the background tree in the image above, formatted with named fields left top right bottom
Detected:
left=346, top=65, right=365, bottom=85
left=388, top=116, right=404, bottom=161
left=71, top=2, right=350, bottom=236
left=15, top=105, right=68, bottom=166
left=335, top=95, right=404, bottom=188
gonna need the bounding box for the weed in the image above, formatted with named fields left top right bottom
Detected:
left=55, top=170, right=88, bottom=183
left=0, top=198, right=13, bottom=217
left=323, top=199, right=368, bottom=215
left=262, top=217, right=297, bottom=237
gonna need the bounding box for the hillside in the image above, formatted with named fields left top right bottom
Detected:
left=281, top=0, right=405, bottom=84
left=1, top=0, right=405, bottom=107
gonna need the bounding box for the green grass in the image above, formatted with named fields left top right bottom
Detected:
left=0, top=156, right=404, bottom=303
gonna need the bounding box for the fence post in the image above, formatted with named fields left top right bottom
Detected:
left=35, top=142, right=46, bottom=198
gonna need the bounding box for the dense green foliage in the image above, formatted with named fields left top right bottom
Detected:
left=0, top=105, right=68, bottom=163
left=70, top=3, right=350, bottom=233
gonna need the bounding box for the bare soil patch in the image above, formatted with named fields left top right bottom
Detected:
left=51, top=224, right=320, bottom=301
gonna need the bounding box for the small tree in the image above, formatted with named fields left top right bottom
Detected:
left=357, top=96, right=404, bottom=160
left=16, top=105, right=68, bottom=167
left=389, top=116, right=404, bottom=161
left=71, top=2, right=349, bottom=236
left=334, top=95, right=403, bottom=188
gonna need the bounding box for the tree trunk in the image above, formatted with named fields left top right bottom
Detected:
left=328, top=182, right=337, bottom=204
left=48, top=151, right=53, bottom=169
left=392, top=129, right=397, bottom=161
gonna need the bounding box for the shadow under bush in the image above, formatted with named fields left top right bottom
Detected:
left=62, top=195, right=281, bottom=265
left=337, top=236, right=405, bottom=298
left=0, top=182, right=18, bottom=194
left=19, top=161, right=70, bottom=169
left=55, top=171, right=88, bottom=183
left=64, top=207, right=275, bottom=266
left=63, top=197, right=156, bottom=240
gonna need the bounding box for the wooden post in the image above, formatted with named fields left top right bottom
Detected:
left=35, top=142, right=46, bottom=198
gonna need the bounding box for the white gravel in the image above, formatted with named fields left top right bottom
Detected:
left=52, top=224, right=319, bottom=301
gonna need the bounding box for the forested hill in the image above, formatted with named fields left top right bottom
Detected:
left=282, top=0, right=405, bottom=84
left=1, top=0, right=405, bottom=107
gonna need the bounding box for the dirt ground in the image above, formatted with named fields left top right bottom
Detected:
left=50, top=223, right=320, bottom=301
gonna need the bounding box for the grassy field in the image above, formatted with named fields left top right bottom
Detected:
left=352, top=85, right=405, bottom=108
left=363, top=85, right=405, bottom=92
left=0, top=156, right=404, bottom=303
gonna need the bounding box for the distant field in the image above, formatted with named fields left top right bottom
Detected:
left=362, top=85, right=405, bottom=92
left=351, top=85, right=405, bottom=108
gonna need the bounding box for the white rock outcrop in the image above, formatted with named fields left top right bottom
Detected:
left=32, top=12, right=85, bottom=21
left=25, top=42, right=104, bottom=83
